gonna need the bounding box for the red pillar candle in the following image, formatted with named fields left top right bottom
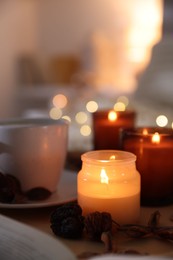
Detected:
left=92, top=110, right=136, bottom=150
left=120, top=127, right=173, bottom=206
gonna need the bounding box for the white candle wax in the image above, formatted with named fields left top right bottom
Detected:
left=77, top=150, right=140, bottom=224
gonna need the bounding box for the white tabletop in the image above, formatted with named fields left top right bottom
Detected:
left=1, top=203, right=173, bottom=258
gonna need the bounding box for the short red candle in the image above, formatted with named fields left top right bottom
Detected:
left=92, top=110, right=136, bottom=150
left=120, top=127, right=173, bottom=206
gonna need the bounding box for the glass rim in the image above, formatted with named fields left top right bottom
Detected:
left=121, top=127, right=173, bottom=137
left=0, top=117, right=69, bottom=129
left=92, top=109, right=136, bottom=118
left=81, top=150, right=136, bottom=165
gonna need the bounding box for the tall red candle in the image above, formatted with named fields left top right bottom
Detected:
left=92, top=110, right=136, bottom=150
left=120, top=127, right=173, bottom=206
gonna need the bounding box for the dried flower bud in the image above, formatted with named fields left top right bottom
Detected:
left=125, top=225, right=151, bottom=238
left=84, top=211, right=112, bottom=241
left=155, top=228, right=173, bottom=241
left=148, top=210, right=161, bottom=229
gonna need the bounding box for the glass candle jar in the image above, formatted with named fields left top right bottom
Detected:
left=92, top=110, right=136, bottom=150
left=77, top=150, right=140, bottom=224
left=120, top=127, right=173, bottom=206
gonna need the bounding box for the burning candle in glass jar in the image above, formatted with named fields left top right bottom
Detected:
left=120, top=127, right=173, bottom=206
left=77, top=150, right=140, bottom=224
left=92, top=110, right=136, bottom=150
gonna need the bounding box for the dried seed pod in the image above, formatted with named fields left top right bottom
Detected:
left=148, top=210, right=161, bottom=229
left=6, top=174, right=22, bottom=194
left=101, top=231, right=113, bottom=253
left=155, top=228, right=173, bottom=241
left=0, top=172, right=15, bottom=203
left=122, top=249, right=145, bottom=255
left=51, top=216, right=84, bottom=239
left=0, top=172, right=8, bottom=188
left=50, top=203, right=84, bottom=239
left=50, top=202, right=82, bottom=224
left=124, top=225, right=151, bottom=238
left=26, top=187, right=52, bottom=201
left=84, top=211, right=112, bottom=241
left=0, top=186, right=15, bottom=203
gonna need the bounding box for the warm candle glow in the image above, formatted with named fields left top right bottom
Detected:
left=78, top=150, right=140, bottom=224
left=142, top=129, right=148, bottom=135
left=110, top=155, right=116, bottom=160
left=93, top=110, right=136, bottom=150
left=100, top=169, right=109, bottom=184
left=108, top=111, right=117, bottom=122
left=152, top=132, right=160, bottom=144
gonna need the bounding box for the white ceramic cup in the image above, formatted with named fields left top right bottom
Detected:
left=0, top=118, right=68, bottom=193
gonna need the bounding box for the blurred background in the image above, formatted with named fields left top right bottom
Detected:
left=0, top=0, right=172, bottom=150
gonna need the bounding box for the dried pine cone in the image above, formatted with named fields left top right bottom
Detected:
left=51, top=216, right=84, bottom=239
left=84, top=211, right=113, bottom=241
left=6, top=174, right=22, bottom=194
left=0, top=172, right=15, bottom=203
left=50, top=202, right=84, bottom=239
left=50, top=202, right=82, bottom=223
left=26, top=187, right=51, bottom=201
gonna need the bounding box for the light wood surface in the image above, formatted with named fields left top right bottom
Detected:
left=1, top=204, right=173, bottom=258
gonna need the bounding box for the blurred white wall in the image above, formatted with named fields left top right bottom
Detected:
left=35, top=0, right=163, bottom=96
left=0, top=0, right=171, bottom=120
left=0, top=0, right=38, bottom=118
left=37, top=0, right=129, bottom=55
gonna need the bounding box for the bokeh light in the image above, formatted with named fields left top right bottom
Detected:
left=62, top=115, right=71, bottom=122
left=49, top=107, right=62, bottom=119
left=80, top=125, right=91, bottom=136
left=86, top=101, right=98, bottom=113
left=52, top=94, right=68, bottom=109
left=117, top=96, right=129, bottom=107
left=156, top=115, right=168, bottom=127
left=75, top=112, right=88, bottom=124
left=114, top=102, right=126, bottom=111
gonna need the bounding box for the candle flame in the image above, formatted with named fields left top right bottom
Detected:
left=152, top=132, right=160, bottom=144
left=100, top=169, right=109, bottom=184
left=108, top=110, right=117, bottom=122
left=109, top=155, right=116, bottom=160
left=142, top=129, right=148, bottom=135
